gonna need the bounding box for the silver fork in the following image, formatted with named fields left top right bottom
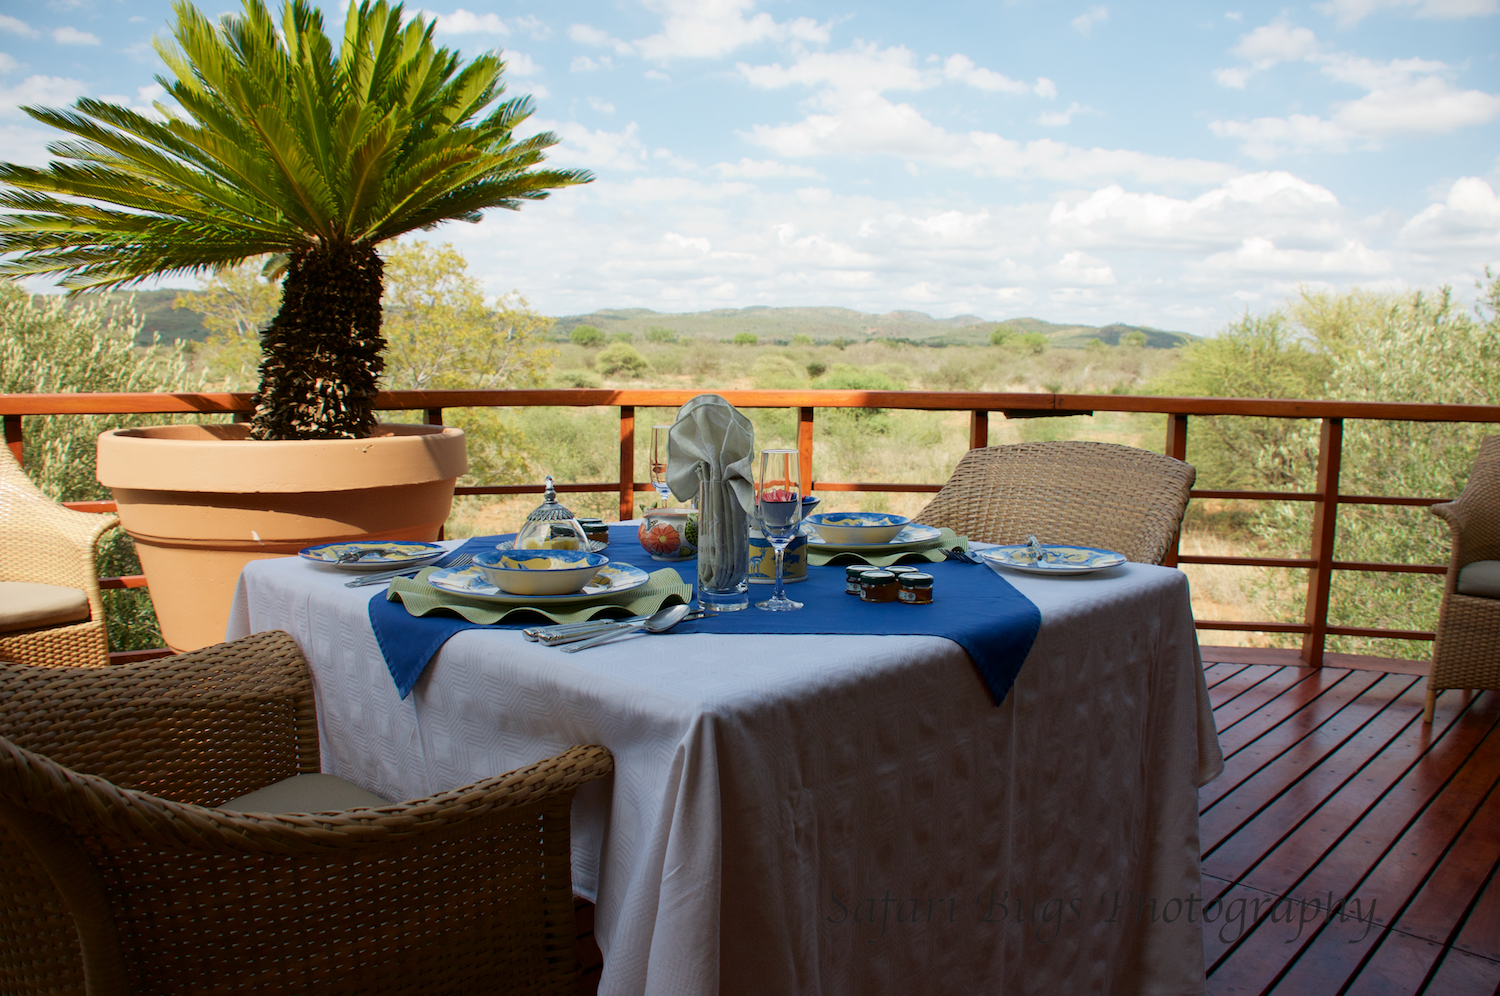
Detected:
left=346, top=552, right=474, bottom=587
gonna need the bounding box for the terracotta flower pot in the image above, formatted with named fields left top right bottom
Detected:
left=96, top=423, right=467, bottom=652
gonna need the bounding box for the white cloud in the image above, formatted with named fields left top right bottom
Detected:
left=1033, top=78, right=1058, bottom=99
left=51, top=26, right=99, bottom=45
left=0, top=15, right=37, bottom=38
left=1316, top=0, right=1498, bottom=28
left=1072, top=6, right=1110, bottom=34
left=0, top=74, right=86, bottom=116
left=1048, top=172, right=1344, bottom=250
left=588, top=96, right=616, bottom=114
left=711, top=158, right=823, bottom=179
left=97, top=84, right=167, bottom=117
left=424, top=9, right=548, bottom=37
left=569, top=23, right=635, bottom=55
left=0, top=53, right=18, bottom=74
left=741, top=51, right=1234, bottom=186
left=645, top=69, right=671, bottom=81
left=571, top=55, right=612, bottom=72
left=504, top=52, right=542, bottom=77
left=1190, top=236, right=1392, bottom=280
left=941, top=54, right=1031, bottom=94
left=633, top=0, right=831, bottom=61
left=525, top=118, right=649, bottom=172
left=1039, top=102, right=1094, bottom=127
left=1212, top=27, right=1500, bottom=156
left=1049, top=250, right=1116, bottom=284
left=1400, top=177, right=1500, bottom=249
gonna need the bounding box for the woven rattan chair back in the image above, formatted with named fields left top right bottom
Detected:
left=1424, top=436, right=1500, bottom=723
left=914, top=440, right=1196, bottom=565
left=0, top=630, right=611, bottom=995
left=0, top=445, right=117, bottom=666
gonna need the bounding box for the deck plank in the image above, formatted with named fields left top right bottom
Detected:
left=1197, top=652, right=1500, bottom=996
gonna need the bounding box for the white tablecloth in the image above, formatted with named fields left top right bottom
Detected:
left=229, top=552, right=1221, bottom=996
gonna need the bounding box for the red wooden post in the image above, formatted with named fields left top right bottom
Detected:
left=1163, top=414, right=1190, bottom=568
left=4, top=414, right=21, bottom=465
left=798, top=407, right=815, bottom=491
left=1301, top=417, right=1344, bottom=667
left=969, top=410, right=989, bottom=450
left=425, top=407, right=444, bottom=426
left=619, top=406, right=635, bottom=521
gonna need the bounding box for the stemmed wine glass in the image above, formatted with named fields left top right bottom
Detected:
left=649, top=424, right=674, bottom=505
left=755, top=447, right=805, bottom=611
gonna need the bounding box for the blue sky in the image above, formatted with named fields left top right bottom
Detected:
left=1, top=0, right=1497, bottom=334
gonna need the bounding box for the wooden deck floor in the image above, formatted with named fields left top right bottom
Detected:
left=1202, top=660, right=1500, bottom=995
left=573, top=659, right=1500, bottom=995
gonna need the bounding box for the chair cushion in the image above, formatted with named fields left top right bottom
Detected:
left=0, top=581, right=90, bottom=634
left=1457, top=560, right=1500, bottom=599
left=220, top=773, right=392, bottom=814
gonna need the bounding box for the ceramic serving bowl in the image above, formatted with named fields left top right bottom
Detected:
left=638, top=507, right=698, bottom=561
left=805, top=511, right=910, bottom=545
left=473, top=549, right=609, bottom=596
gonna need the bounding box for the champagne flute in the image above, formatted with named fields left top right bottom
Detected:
left=755, top=448, right=805, bottom=611
left=649, top=424, right=674, bottom=504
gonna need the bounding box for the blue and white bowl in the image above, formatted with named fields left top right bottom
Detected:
left=805, top=511, right=911, bottom=545
left=473, top=549, right=610, bottom=596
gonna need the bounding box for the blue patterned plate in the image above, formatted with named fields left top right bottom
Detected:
left=426, top=562, right=651, bottom=604
left=804, top=523, right=943, bottom=553
left=980, top=544, right=1126, bottom=576
left=299, top=541, right=446, bottom=572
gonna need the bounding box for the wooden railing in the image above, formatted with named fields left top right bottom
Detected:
left=7, top=388, right=1500, bottom=667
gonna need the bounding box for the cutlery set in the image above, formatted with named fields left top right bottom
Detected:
left=344, top=553, right=474, bottom=587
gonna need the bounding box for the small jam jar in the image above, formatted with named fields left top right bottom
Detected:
left=898, top=572, right=934, bottom=604
left=845, top=565, right=878, bottom=595
left=578, top=518, right=609, bottom=547
left=885, top=565, right=920, bottom=577
left=859, top=571, right=899, bottom=603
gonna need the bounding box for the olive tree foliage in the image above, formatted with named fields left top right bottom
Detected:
left=1160, top=275, right=1500, bottom=657
left=0, top=281, right=198, bottom=650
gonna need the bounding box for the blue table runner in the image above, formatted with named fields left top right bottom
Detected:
left=369, top=525, right=1041, bottom=705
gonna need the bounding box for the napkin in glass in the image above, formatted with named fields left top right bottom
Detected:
left=667, top=394, right=755, bottom=594
left=386, top=566, right=695, bottom=624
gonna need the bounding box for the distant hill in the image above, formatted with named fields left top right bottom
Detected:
left=68, top=289, right=209, bottom=346
left=556, top=306, right=1194, bottom=349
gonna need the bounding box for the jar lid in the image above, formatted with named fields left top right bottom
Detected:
left=899, top=572, right=934, bottom=588
left=845, top=565, right=879, bottom=578
left=860, top=571, right=896, bottom=583
left=885, top=565, right=920, bottom=575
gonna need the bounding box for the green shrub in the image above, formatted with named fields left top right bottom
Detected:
left=595, top=342, right=650, bottom=378
left=1018, top=332, right=1048, bottom=355
left=609, top=330, right=633, bottom=343
left=645, top=326, right=677, bottom=343
left=1121, top=330, right=1148, bottom=349
left=989, top=328, right=1010, bottom=346
left=791, top=334, right=813, bottom=346
left=551, top=369, right=602, bottom=388
left=732, top=332, right=758, bottom=346
left=570, top=324, right=604, bottom=347
left=750, top=354, right=803, bottom=388
left=806, top=360, right=828, bottom=379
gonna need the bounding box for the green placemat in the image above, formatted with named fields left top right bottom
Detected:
left=387, top=566, right=695, bottom=624
left=807, top=527, right=969, bottom=567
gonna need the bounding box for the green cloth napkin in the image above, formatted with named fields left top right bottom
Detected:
left=807, top=527, right=969, bottom=567
left=387, top=566, right=695, bottom=625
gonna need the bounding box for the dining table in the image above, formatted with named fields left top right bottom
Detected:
left=227, top=523, right=1222, bottom=996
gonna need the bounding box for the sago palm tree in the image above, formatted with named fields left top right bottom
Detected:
left=0, top=0, right=590, bottom=439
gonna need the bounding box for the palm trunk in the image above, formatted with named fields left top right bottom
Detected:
left=250, top=242, right=385, bottom=440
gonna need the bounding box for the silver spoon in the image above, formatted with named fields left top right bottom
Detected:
left=561, top=603, right=693, bottom=653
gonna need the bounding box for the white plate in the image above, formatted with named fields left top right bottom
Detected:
left=299, top=541, right=447, bottom=572
left=980, top=544, right=1127, bottom=576
left=427, top=562, right=651, bottom=604
left=804, top=523, right=943, bottom=553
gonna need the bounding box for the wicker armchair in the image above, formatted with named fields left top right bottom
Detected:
left=0, top=629, right=614, bottom=995
left=0, top=445, right=117, bottom=666
left=914, top=440, right=1196, bottom=565
left=1424, top=437, right=1500, bottom=724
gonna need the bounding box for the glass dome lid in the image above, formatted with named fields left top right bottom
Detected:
left=513, top=476, right=592, bottom=551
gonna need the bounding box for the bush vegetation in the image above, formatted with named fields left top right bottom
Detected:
left=570, top=324, right=604, bottom=347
